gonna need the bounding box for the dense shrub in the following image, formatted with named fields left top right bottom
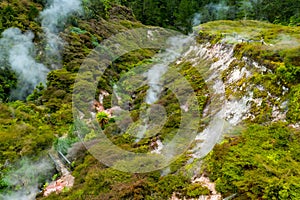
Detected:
left=205, top=123, right=300, bottom=199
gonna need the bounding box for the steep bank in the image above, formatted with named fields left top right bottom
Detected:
left=41, top=20, right=300, bottom=200
left=195, top=20, right=300, bottom=199
left=1, top=1, right=300, bottom=198
left=0, top=1, right=147, bottom=199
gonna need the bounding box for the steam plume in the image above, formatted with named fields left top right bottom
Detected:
left=205, top=1, right=230, bottom=20
left=0, top=0, right=83, bottom=99
left=196, top=0, right=233, bottom=24
left=0, top=28, right=49, bottom=100
left=192, top=13, right=202, bottom=26
left=0, top=158, right=54, bottom=200
left=40, top=0, right=82, bottom=66
left=145, top=35, right=192, bottom=104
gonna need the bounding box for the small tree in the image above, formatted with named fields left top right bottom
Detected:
left=96, top=111, right=109, bottom=128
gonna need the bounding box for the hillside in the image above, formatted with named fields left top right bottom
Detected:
left=0, top=1, right=300, bottom=200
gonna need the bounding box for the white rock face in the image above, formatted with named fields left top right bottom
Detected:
left=176, top=40, right=289, bottom=161
left=177, top=42, right=254, bottom=159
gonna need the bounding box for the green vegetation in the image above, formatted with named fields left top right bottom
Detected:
left=199, top=20, right=300, bottom=123
left=40, top=154, right=211, bottom=200
left=96, top=111, right=110, bottom=128
left=205, top=123, right=300, bottom=199
left=122, top=0, right=300, bottom=33
left=0, top=101, right=55, bottom=192
left=195, top=20, right=300, bottom=199
left=0, top=101, right=55, bottom=164
left=0, top=0, right=148, bottom=196
left=1, top=0, right=300, bottom=199
left=0, top=0, right=42, bottom=34
left=0, top=67, right=17, bottom=102
left=287, top=85, right=300, bottom=124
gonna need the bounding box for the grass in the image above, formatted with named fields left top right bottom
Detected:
left=198, top=20, right=300, bottom=88
left=197, top=20, right=300, bottom=47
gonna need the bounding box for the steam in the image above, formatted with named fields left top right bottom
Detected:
left=192, top=1, right=232, bottom=26
left=275, top=34, right=300, bottom=48
left=131, top=35, right=193, bottom=142
left=145, top=35, right=192, bottom=104
left=192, top=13, right=202, bottom=27
left=0, top=1, right=84, bottom=198
left=0, top=158, right=54, bottom=200
left=0, top=0, right=83, bottom=99
left=201, top=0, right=231, bottom=22
left=0, top=28, right=49, bottom=100
left=40, top=0, right=82, bottom=66
left=193, top=0, right=259, bottom=24
left=239, top=1, right=253, bottom=20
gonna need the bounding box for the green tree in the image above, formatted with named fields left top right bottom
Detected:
left=0, top=67, right=17, bottom=102
left=96, top=111, right=110, bottom=128
left=175, top=0, right=196, bottom=33
left=205, top=123, right=300, bottom=198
